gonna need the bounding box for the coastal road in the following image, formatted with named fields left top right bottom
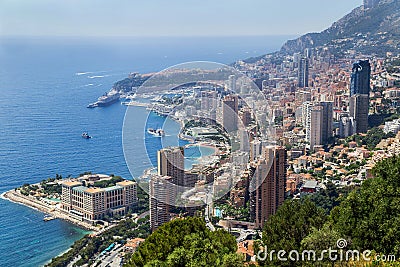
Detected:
left=98, top=245, right=123, bottom=267
left=205, top=190, right=215, bottom=231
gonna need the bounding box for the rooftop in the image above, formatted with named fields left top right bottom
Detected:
left=303, top=180, right=318, bottom=189
left=62, top=181, right=82, bottom=187
left=117, top=180, right=136, bottom=187
left=72, top=186, right=89, bottom=193
left=85, top=187, right=104, bottom=194
left=104, top=185, right=123, bottom=192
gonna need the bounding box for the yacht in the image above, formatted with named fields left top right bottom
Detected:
left=147, top=128, right=165, bottom=137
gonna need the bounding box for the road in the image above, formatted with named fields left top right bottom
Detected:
left=95, top=244, right=124, bottom=267
left=204, top=190, right=215, bottom=231
left=231, top=228, right=261, bottom=242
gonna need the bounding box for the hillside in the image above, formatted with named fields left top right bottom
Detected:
left=280, top=0, right=400, bottom=57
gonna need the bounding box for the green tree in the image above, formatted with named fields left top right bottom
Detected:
left=259, top=199, right=326, bottom=266
left=332, top=156, right=400, bottom=257
left=300, top=222, right=341, bottom=265
left=127, top=217, right=239, bottom=267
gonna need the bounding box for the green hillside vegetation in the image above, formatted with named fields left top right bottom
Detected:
left=257, top=155, right=400, bottom=266
left=126, top=217, right=242, bottom=267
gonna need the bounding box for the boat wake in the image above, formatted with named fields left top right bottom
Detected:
left=76, top=72, right=90, bottom=76
left=75, top=70, right=110, bottom=76
left=0, top=192, right=7, bottom=200
left=88, top=75, right=110, bottom=79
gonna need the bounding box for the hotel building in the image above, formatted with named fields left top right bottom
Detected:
left=61, top=179, right=137, bottom=223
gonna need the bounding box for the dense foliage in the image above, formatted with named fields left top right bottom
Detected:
left=92, top=175, right=124, bottom=188
left=127, top=217, right=240, bottom=267
left=332, top=155, right=400, bottom=257
left=307, top=182, right=354, bottom=213
left=345, top=127, right=395, bottom=150
left=259, top=156, right=400, bottom=266
left=258, top=199, right=326, bottom=266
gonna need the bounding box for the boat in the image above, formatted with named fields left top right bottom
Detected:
left=87, top=103, right=97, bottom=108
left=87, top=91, right=120, bottom=108
left=96, top=91, right=120, bottom=107
left=82, top=132, right=92, bottom=139
left=147, top=128, right=165, bottom=137
left=43, top=215, right=55, bottom=222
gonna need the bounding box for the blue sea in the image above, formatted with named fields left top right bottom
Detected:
left=0, top=35, right=291, bottom=266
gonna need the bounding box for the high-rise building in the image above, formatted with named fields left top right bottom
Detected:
left=157, top=147, right=185, bottom=187
left=349, top=60, right=370, bottom=133
left=222, top=94, right=239, bottom=132
left=319, top=101, right=333, bottom=144
left=302, top=102, right=313, bottom=141
left=149, top=175, right=174, bottom=231
left=306, top=102, right=333, bottom=150
left=250, top=139, right=262, bottom=161
left=350, top=60, right=371, bottom=96
left=250, top=146, right=286, bottom=228
left=239, top=129, right=250, bottom=152
left=293, top=52, right=302, bottom=66
left=298, top=58, right=309, bottom=88
left=309, top=106, right=323, bottom=150
left=311, top=103, right=333, bottom=149
left=349, top=94, right=369, bottom=133
left=240, top=108, right=252, bottom=127
left=339, top=115, right=357, bottom=138
left=201, top=90, right=218, bottom=111
left=228, top=75, right=237, bottom=92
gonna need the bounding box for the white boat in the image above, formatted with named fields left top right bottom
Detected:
left=43, top=215, right=55, bottom=221
left=147, top=128, right=165, bottom=137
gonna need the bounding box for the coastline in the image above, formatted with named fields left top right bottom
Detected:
left=1, top=189, right=99, bottom=232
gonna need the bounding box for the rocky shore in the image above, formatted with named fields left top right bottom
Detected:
left=2, top=190, right=99, bottom=231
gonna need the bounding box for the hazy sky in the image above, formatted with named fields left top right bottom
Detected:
left=0, top=0, right=362, bottom=37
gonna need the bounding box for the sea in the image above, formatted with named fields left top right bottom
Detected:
left=0, top=35, right=292, bottom=266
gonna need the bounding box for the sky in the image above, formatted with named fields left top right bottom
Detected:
left=0, top=0, right=362, bottom=37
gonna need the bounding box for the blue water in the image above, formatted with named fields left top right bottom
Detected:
left=0, top=36, right=289, bottom=266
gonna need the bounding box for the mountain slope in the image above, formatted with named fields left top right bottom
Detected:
left=280, top=0, right=400, bottom=56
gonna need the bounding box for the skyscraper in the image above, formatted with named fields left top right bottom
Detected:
left=350, top=60, right=371, bottom=133
left=250, top=146, right=286, bottom=228
left=298, top=58, right=309, bottom=88
left=307, top=102, right=333, bottom=150
left=309, top=106, right=323, bottom=150
left=157, top=147, right=185, bottom=187
left=149, top=175, right=174, bottom=231
left=302, top=101, right=313, bottom=141
left=222, top=94, right=239, bottom=133
left=349, top=94, right=369, bottom=133
left=350, top=60, right=371, bottom=96
left=319, top=101, right=333, bottom=144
